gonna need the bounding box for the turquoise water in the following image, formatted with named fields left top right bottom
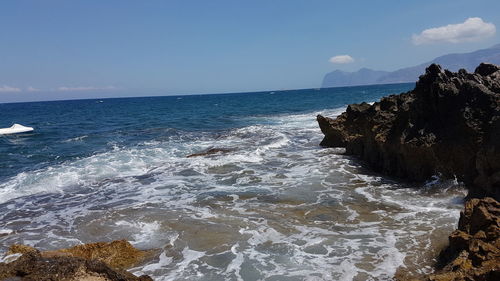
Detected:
left=0, top=84, right=466, bottom=280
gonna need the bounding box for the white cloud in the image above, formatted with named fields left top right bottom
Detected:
left=27, top=86, right=40, bottom=92
left=56, top=86, right=117, bottom=91
left=0, top=85, right=21, bottom=92
left=412, top=17, right=496, bottom=45
left=329, top=55, right=355, bottom=64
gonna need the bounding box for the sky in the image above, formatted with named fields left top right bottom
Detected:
left=0, top=0, right=499, bottom=103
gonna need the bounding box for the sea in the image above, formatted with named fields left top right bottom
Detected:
left=0, top=84, right=467, bottom=281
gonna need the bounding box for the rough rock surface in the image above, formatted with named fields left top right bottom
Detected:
left=317, top=63, right=500, bottom=200
left=186, top=147, right=235, bottom=158
left=0, top=240, right=152, bottom=281
left=427, top=197, right=500, bottom=281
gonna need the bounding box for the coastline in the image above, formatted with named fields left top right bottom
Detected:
left=317, top=63, right=500, bottom=279
left=0, top=65, right=496, bottom=280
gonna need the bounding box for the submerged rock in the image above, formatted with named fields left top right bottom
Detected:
left=428, top=197, right=500, bottom=281
left=0, top=240, right=152, bottom=281
left=317, top=63, right=500, bottom=200
left=187, top=147, right=235, bottom=158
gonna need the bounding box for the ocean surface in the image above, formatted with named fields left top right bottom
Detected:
left=0, top=84, right=466, bottom=280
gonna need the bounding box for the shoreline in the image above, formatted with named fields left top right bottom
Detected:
left=317, top=63, right=500, bottom=280
left=1, top=65, right=497, bottom=279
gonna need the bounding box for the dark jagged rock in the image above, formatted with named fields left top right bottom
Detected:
left=317, top=63, right=500, bottom=200
left=6, top=240, right=150, bottom=270
left=427, top=197, right=500, bottom=281
left=187, top=148, right=235, bottom=158
left=0, top=241, right=153, bottom=281
left=318, top=63, right=500, bottom=280
left=0, top=251, right=153, bottom=281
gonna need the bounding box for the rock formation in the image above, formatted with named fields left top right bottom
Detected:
left=317, top=63, right=500, bottom=200
left=187, top=147, right=235, bottom=158
left=428, top=197, right=500, bottom=280
left=0, top=240, right=152, bottom=281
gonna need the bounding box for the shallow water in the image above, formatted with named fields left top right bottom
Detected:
left=0, top=85, right=466, bottom=280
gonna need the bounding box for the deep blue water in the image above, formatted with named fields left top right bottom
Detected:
left=0, top=82, right=469, bottom=281
left=0, top=83, right=413, bottom=182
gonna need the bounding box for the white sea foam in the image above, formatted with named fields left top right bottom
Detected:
left=115, top=220, right=162, bottom=248
left=0, top=106, right=466, bottom=280
left=225, top=244, right=245, bottom=281
left=0, top=253, right=22, bottom=263
left=0, top=229, right=13, bottom=236
left=62, top=135, right=88, bottom=142
left=139, top=251, right=173, bottom=273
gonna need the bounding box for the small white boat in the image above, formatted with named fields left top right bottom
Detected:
left=0, top=124, right=34, bottom=135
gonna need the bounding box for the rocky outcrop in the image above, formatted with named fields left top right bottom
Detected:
left=187, top=147, right=235, bottom=158
left=318, top=63, right=500, bottom=280
left=428, top=197, right=500, bottom=281
left=317, top=63, right=500, bottom=200
left=0, top=240, right=152, bottom=281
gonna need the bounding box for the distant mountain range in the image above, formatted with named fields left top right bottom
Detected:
left=321, top=43, right=500, bottom=88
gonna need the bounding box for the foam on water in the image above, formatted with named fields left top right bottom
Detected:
left=0, top=105, right=465, bottom=280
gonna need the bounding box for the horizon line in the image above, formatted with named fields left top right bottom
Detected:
left=0, top=82, right=415, bottom=105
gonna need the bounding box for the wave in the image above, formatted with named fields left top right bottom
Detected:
left=0, top=106, right=466, bottom=280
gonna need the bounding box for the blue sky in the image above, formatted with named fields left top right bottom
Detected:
left=1, top=0, right=499, bottom=103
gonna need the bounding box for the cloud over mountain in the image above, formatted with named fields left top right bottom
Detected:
left=329, top=55, right=354, bottom=64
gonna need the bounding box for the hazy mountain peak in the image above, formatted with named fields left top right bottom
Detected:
left=322, top=44, right=500, bottom=88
